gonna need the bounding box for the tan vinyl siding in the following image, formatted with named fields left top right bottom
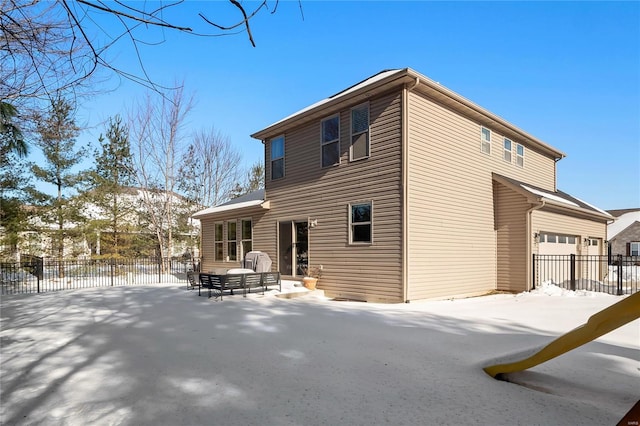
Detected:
left=493, top=182, right=530, bottom=292
left=257, top=91, right=404, bottom=302
left=198, top=206, right=269, bottom=273
left=532, top=207, right=607, bottom=256
left=532, top=207, right=608, bottom=281
left=405, top=89, right=558, bottom=300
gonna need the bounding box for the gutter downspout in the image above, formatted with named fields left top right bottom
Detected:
left=526, top=200, right=545, bottom=291
left=402, top=77, right=420, bottom=302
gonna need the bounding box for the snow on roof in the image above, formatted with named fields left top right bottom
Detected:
left=607, top=210, right=640, bottom=239
left=570, top=195, right=611, bottom=217
left=520, top=184, right=579, bottom=207
left=262, top=69, right=404, bottom=129
left=191, top=189, right=266, bottom=218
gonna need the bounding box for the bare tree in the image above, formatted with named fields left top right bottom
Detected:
left=1, top=0, right=290, bottom=101
left=129, top=84, right=193, bottom=264
left=178, top=127, right=242, bottom=209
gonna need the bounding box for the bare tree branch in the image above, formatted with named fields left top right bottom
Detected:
left=1, top=0, right=292, bottom=102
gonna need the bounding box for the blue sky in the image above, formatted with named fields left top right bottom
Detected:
left=69, top=1, right=639, bottom=210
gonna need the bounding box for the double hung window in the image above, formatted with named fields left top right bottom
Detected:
left=350, top=202, right=372, bottom=244
left=516, top=144, right=525, bottom=167
left=630, top=242, right=640, bottom=256
left=241, top=219, right=252, bottom=257
left=350, top=104, right=370, bottom=161
left=270, top=136, right=285, bottom=180
left=214, top=223, right=224, bottom=261
left=503, top=138, right=512, bottom=163
left=227, top=221, right=237, bottom=261
left=481, top=127, right=491, bottom=154
left=321, top=115, right=340, bottom=167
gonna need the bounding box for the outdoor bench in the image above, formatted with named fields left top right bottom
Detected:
left=198, top=271, right=281, bottom=300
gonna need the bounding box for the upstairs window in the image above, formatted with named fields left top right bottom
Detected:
left=321, top=115, right=340, bottom=167
left=630, top=242, right=640, bottom=256
left=227, top=221, right=237, bottom=261
left=350, top=104, right=370, bottom=161
left=481, top=127, right=491, bottom=154
left=503, top=138, right=512, bottom=163
left=214, top=223, right=224, bottom=261
left=270, top=136, right=285, bottom=180
left=350, top=202, right=372, bottom=244
left=516, top=144, right=525, bottom=167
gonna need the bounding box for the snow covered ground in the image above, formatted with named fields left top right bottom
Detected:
left=1, top=283, right=638, bottom=425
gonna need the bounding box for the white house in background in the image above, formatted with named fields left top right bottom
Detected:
left=607, top=209, right=640, bottom=256
left=7, top=187, right=200, bottom=260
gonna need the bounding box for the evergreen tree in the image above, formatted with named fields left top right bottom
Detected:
left=31, top=97, right=86, bottom=261
left=0, top=101, right=33, bottom=260
left=89, top=115, right=135, bottom=257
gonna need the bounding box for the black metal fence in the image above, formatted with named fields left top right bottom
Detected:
left=533, top=254, right=640, bottom=295
left=0, top=256, right=200, bottom=295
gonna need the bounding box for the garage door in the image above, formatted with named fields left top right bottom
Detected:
left=537, top=233, right=579, bottom=285
left=539, top=233, right=578, bottom=256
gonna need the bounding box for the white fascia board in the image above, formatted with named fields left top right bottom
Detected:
left=191, top=199, right=267, bottom=219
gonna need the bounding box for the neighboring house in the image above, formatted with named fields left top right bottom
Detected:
left=607, top=209, right=640, bottom=256
left=2, top=187, right=200, bottom=260
left=193, top=68, right=611, bottom=302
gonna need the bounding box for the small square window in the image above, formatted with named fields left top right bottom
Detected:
left=481, top=127, right=491, bottom=154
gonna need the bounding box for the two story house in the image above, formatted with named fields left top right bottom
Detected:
left=193, top=68, right=611, bottom=302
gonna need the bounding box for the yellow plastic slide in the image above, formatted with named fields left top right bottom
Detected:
left=484, top=291, right=640, bottom=378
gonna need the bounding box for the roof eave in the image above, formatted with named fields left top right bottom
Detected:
left=191, top=200, right=270, bottom=220
left=251, top=69, right=413, bottom=141
left=538, top=198, right=613, bottom=221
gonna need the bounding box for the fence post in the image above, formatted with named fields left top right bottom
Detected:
left=617, top=254, right=623, bottom=296
left=36, top=256, right=43, bottom=293
left=110, top=258, right=115, bottom=287
left=158, top=257, right=162, bottom=284
left=570, top=254, right=576, bottom=291
left=532, top=254, right=536, bottom=290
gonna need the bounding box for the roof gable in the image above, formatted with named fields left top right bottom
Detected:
left=251, top=68, right=565, bottom=160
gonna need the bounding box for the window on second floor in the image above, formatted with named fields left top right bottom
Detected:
left=503, top=138, right=512, bottom=163
left=481, top=127, right=491, bottom=155
left=270, top=136, right=285, bottom=180
left=630, top=242, right=640, bottom=256
left=516, top=144, right=525, bottom=167
left=350, top=104, right=370, bottom=161
left=321, top=115, right=340, bottom=167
